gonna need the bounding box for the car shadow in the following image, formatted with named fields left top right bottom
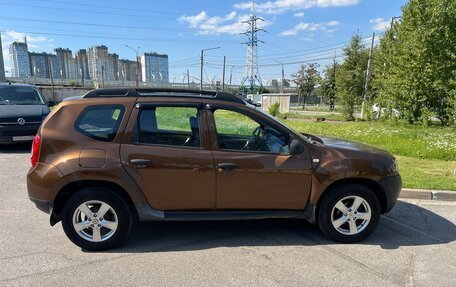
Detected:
left=102, top=200, right=455, bottom=253
left=0, top=143, right=31, bottom=154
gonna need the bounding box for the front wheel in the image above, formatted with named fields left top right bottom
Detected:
left=61, top=188, right=132, bottom=251
left=317, top=184, right=381, bottom=243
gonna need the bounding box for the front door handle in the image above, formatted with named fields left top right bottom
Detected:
left=217, top=163, right=238, bottom=172
left=130, top=159, right=152, bottom=168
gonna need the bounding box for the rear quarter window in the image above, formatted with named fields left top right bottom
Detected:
left=75, top=105, right=125, bottom=141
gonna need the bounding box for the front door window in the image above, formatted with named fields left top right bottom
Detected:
left=213, top=109, right=289, bottom=154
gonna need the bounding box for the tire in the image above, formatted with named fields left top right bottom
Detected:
left=61, top=188, right=132, bottom=251
left=317, top=184, right=381, bottom=243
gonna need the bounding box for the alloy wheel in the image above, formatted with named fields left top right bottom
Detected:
left=72, top=200, right=118, bottom=242
left=330, top=195, right=372, bottom=236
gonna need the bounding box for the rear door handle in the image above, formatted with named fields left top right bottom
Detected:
left=217, top=163, right=238, bottom=172
left=130, top=159, right=152, bottom=168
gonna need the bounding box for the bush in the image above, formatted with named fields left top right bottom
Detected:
left=268, top=102, right=280, bottom=117
left=68, top=80, right=80, bottom=87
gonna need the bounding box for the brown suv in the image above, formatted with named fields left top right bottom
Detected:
left=27, top=88, right=401, bottom=250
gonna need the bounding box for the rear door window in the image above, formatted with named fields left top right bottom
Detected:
left=76, top=105, right=124, bottom=141
left=136, top=106, right=201, bottom=148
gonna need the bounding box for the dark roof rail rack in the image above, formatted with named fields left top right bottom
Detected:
left=83, top=88, right=245, bottom=104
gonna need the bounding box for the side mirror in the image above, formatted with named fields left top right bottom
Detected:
left=290, top=139, right=304, bottom=155
left=48, top=100, right=55, bottom=107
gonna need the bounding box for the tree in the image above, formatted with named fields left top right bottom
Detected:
left=293, top=63, right=321, bottom=108
left=320, top=62, right=339, bottom=110
left=374, top=0, right=456, bottom=125
left=335, top=34, right=369, bottom=120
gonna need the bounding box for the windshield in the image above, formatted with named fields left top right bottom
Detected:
left=0, top=86, right=45, bottom=105
left=255, top=106, right=310, bottom=143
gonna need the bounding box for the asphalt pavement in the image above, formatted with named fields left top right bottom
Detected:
left=1, top=143, right=455, bottom=286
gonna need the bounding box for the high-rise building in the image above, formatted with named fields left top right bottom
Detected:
left=9, top=41, right=31, bottom=78
left=29, top=52, right=62, bottom=79
left=47, top=54, right=61, bottom=79
left=55, top=48, right=78, bottom=79
left=140, top=52, right=169, bottom=83
left=87, top=46, right=119, bottom=82
left=0, top=32, right=6, bottom=82
left=106, top=53, right=119, bottom=81
left=119, top=59, right=140, bottom=82
left=88, top=45, right=109, bottom=82
left=29, top=52, right=48, bottom=78
left=75, top=49, right=90, bottom=80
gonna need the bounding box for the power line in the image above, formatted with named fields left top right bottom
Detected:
left=204, top=36, right=375, bottom=60
left=169, top=56, right=200, bottom=65
left=32, top=0, right=183, bottom=15
left=0, top=16, right=196, bottom=32
left=206, top=47, right=349, bottom=66
left=0, top=30, right=241, bottom=44
left=205, top=53, right=346, bottom=68
left=0, top=2, right=175, bottom=19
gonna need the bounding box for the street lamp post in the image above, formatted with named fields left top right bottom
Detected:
left=80, top=68, right=84, bottom=87
left=390, top=16, right=402, bottom=30
left=200, top=47, right=220, bottom=90
left=124, top=44, right=140, bottom=87
left=101, top=63, right=105, bottom=88
left=229, top=66, right=240, bottom=86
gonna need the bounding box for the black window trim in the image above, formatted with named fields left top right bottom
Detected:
left=75, top=104, right=125, bottom=142
left=133, top=104, right=204, bottom=150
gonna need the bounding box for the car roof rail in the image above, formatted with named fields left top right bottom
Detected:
left=82, top=88, right=245, bottom=104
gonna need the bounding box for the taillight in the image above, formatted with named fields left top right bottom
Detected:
left=31, top=134, right=41, bottom=167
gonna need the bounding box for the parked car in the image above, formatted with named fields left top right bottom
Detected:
left=0, top=83, right=54, bottom=144
left=27, top=88, right=401, bottom=250
left=372, top=103, right=400, bottom=119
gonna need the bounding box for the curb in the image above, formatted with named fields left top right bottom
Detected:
left=399, top=188, right=456, bottom=201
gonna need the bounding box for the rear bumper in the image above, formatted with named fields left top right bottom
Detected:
left=378, top=174, right=402, bottom=213
left=29, top=197, right=53, bottom=214
left=27, top=162, right=65, bottom=209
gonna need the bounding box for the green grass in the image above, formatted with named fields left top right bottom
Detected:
left=285, top=111, right=347, bottom=121
left=284, top=120, right=456, bottom=161
left=214, top=110, right=257, bottom=135
left=283, top=119, right=456, bottom=191
left=395, top=156, right=456, bottom=190
left=155, top=107, right=197, bottom=132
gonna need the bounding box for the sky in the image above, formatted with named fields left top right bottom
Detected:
left=0, top=0, right=407, bottom=85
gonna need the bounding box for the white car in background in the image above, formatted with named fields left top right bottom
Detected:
left=372, top=103, right=400, bottom=119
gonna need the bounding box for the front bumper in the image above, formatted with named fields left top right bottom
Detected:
left=378, top=174, right=402, bottom=213
left=0, top=123, right=40, bottom=144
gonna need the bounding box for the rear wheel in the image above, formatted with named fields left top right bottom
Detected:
left=61, top=188, right=132, bottom=251
left=317, top=184, right=381, bottom=243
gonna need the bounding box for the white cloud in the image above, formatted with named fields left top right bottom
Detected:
left=3, top=31, right=52, bottom=44
left=294, top=12, right=305, bottom=17
left=179, top=11, right=271, bottom=35
left=369, top=18, right=390, bottom=31
left=1, top=30, right=54, bottom=71
left=234, top=0, right=359, bottom=15
left=279, top=20, right=340, bottom=36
